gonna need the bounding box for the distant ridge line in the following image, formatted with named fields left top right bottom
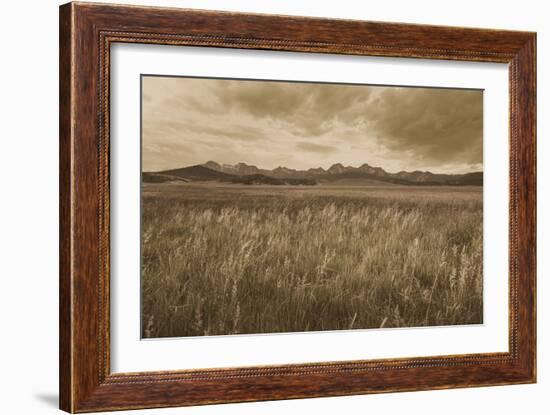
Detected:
left=144, top=161, right=483, bottom=186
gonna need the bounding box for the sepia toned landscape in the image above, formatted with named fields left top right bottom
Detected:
left=141, top=76, right=483, bottom=338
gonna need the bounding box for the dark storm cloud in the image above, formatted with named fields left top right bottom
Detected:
left=214, top=81, right=373, bottom=136
left=296, top=142, right=337, bottom=154
left=142, top=76, right=483, bottom=173
left=367, top=88, right=483, bottom=165
left=211, top=81, right=482, bottom=163
left=184, top=123, right=267, bottom=142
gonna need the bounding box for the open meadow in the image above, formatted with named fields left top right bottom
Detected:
left=141, top=182, right=483, bottom=338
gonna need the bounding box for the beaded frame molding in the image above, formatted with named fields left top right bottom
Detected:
left=59, top=2, right=536, bottom=412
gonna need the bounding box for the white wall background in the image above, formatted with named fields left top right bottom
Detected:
left=0, top=1, right=546, bottom=414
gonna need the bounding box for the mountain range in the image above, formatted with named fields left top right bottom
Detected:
left=143, top=161, right=483, bottom=186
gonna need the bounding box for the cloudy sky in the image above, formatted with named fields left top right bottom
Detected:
left=142, top=76, right=483, bottom=174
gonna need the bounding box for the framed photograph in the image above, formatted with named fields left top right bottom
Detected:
left=59, top=2, right=536, bottom=412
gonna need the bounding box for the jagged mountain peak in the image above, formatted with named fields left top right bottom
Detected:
left=191, top=161, right=482, bottom=186
left=327, top=163, right=346, bottom=174
left=203, top=160, right=222, bottom=169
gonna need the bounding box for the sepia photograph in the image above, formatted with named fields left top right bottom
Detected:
left=140, top=75, right=483, bottom=339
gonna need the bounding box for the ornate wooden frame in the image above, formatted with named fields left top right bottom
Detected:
left=59, top=2, right=536, bottom=412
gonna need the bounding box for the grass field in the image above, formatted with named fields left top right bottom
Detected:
left=141, top=182, right=483, bottom=338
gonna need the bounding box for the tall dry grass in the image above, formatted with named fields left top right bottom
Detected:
left=141, top=184, right=482, bottom=338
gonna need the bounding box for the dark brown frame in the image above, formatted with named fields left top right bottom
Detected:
left=59, top=2, right=536, bottom=412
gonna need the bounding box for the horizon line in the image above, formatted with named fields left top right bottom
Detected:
left=147, top=160, right=483, bottom=176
